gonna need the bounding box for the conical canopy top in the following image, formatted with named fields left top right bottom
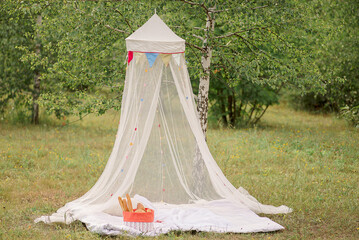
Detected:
left=126, top=14, right=185, bottom=53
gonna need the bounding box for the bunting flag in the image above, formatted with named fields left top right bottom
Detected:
left=173, top=53, right=181, bottom=66
left=145, top=52, right=159, bottom=68
left=128, top=51, right=133, bottom=64
left=160, top=54, right=171, bottom=66
left=134, top=52, right=144, bottom=64
left=128, top=52, right=185, bottom=66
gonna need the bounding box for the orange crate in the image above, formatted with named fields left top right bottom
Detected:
left=123, top=208, right=154, bottom=223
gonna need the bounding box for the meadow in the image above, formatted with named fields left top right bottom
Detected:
left=0, top=103, right=358, bottom=240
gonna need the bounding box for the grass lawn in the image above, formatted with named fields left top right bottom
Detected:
left=0, top=103, right=358, bottom=239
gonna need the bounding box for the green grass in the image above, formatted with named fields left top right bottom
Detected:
left=0, top=104, right=358, bottom=239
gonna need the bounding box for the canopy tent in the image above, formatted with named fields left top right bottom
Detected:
left=35, top=14, right=291, bottom=236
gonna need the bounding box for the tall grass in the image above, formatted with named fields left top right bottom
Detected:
left=0, top=104, right=358, bottom=239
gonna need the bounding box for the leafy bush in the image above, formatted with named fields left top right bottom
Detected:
left=208, top=69, right=280, bottom=128
left=286, top=92, right=337, bottom=113
left=341, top=105, right=359, bottom=128
left=287, top=0, right=359, bottom=117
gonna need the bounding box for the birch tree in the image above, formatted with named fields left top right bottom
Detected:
left=177, top=1, right=216, bottom=135
left=178, top=1, right=268, bottom=133
left=175, top=0, right=323, bottom=132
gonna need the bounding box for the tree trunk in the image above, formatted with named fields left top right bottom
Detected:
left=31, top=15, right=42, bottom=124
left=228, top=93, right=236, bottom=126
left=197, top=11, right=215, bottom=136
left=228, top=94, right=233, bottom=126
left=219, top=89, right=228, bottom=126
left=192, top=9, right=215, bottom=194
left=247, top=101, right=257, bottom=125
left=232, top=94, right=236, bottom=125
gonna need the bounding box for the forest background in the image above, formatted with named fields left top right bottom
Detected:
left=1, top=0, right=358, bottom=128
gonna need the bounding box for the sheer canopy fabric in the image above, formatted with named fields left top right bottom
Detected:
left=35, top=14, right=291, bottom=236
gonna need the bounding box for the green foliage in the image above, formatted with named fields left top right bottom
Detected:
left=171, top=0, right=323, bottom=127
left=288, top=0, right=359, bottom=120
left=2, top=0, right=346, bottom=127
left=0, top=2, right=35, bottom=116
left=36, top=1, right=126, bottom=119
left=209, top=68, right=280, bottom=127
left=25, top=1, right=166, bottom=120
left=0, top=1, right=132, bottom=121
left=341, top=105, right=359, bottom=128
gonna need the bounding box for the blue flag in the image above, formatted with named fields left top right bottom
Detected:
left=145, top=53, right=159, bottom=68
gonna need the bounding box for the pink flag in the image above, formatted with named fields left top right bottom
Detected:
left=128, top=51, right=133, bottom=64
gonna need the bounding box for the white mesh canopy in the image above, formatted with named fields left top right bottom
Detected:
left=35, top=14, right=291, bottom=236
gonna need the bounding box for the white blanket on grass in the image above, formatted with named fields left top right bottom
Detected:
left=76, top=196, right=284, bottom=236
